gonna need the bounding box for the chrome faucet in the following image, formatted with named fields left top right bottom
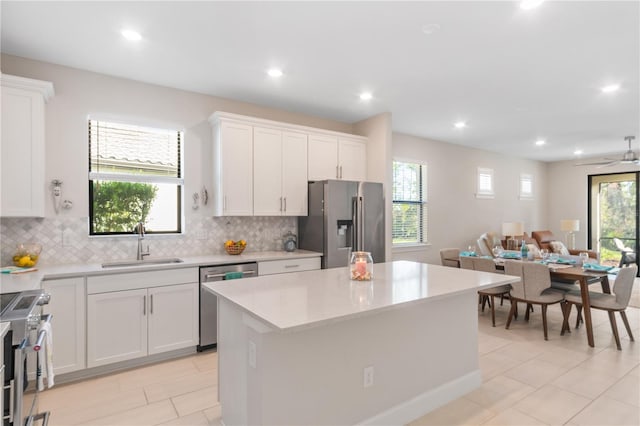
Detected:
left=135, top=221, right=150, bottom=260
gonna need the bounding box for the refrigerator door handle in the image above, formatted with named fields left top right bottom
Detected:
left=358, top=196, right=364, bottom=251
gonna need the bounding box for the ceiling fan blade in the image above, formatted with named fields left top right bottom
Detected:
left=596, top=160, right=620, bottom=168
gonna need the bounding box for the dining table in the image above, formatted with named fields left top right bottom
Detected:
left=492, top=258, right=611, bottom=347
left=550, top=265, right=611, bottom=347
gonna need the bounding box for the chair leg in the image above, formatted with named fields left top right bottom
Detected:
left=620, top=310, right=635, bottom=342
left=490, top=295, right=496, bottom=327
left=561, top=302, right=572, bottom=336
left=525, top=303, right=531, bottom=322
left=542, top=304, right=549, bottom=340
left=514, top=302, right=518, bottom=320
left=608, top=311, right=621, bottom=350
left=575, top=305, right=583, bottom=329
left=500, top=294, right=505, bottom=306
left=506, top=300, right=517, bottom=329
left=481, top=295, right=488, bottom=312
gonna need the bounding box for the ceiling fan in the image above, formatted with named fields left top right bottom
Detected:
left=575, top=136, right=639, bottom=167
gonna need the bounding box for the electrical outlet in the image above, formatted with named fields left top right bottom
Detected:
left=363, top=366, right=374, bottom=388
left=248, top=340, right=256, bottom=368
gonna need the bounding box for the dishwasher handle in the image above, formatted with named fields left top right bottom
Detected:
left=204, top=270, right=256, bottom=281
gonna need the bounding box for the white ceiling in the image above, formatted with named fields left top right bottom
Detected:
left=2, top=1, right=638, bottom=162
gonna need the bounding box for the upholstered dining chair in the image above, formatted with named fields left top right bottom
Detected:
left=440, top=248, right=461, bottom=268
left=562, top=264, right=637, bottom=350
left=473, top=257, right=512, bottom=327
left=505, top=261, right=565, bottom=340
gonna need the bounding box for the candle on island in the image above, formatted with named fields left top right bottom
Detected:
left=355, top=259, right=367, bottom=276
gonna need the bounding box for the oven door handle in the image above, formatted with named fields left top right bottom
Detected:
left=33, top=314, right=52, bottom=352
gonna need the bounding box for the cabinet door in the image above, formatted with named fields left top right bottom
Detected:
left=338, top=138, right=367, bottom=181
left=220, top=121, right=253, bottom=215
left=253, top=127, right=283, bottom=215
left=1, top=86, right=46, bottom=217
left=148, top=283, right=199, bottom=355
left=307, top=134, right=338, bottom=181
left=42, top=277, right=86, bottom=374
left=282, top=131, right=308, bottom=216
left=87, top=289, right=148, bottom=368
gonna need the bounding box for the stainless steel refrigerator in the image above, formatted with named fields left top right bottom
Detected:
left=298, top=180, right=385, bottom=269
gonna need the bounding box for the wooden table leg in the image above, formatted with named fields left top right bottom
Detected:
left=601, top=276, right=611, bottom=294
left=580, top=277, right=595, bottom=347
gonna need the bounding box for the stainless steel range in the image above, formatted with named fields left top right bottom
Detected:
left=1, top=289, right=51, bottom=426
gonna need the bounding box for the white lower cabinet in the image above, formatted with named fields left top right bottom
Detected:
left=86, top=269, right=198, bottom=369
left=42, top=277, right=86, bottom=374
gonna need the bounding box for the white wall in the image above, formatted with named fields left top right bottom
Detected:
left=547, top=159, right=639, bottom=250
left=392, top=133, right=548, bottom=265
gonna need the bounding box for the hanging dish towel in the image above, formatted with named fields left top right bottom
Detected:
left=36, top=320, right=55, bottom=390
left=224, top=271, right=244, bottom=280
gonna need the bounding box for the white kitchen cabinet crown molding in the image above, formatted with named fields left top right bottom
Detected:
left=1, top=73, right=54, bottom=101
left=208, top=111, right=367, bottom=142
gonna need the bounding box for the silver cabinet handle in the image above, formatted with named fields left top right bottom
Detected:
left=284, top=264, right=299, bottom=269
left=279, top=196, right=283, bottom=212
left=339, top=166, right=343, bottom=179
left=150, top=294, right=154, bottom=314
left=336, top=165, right=339, bottom=179
left=143, top=295, right=146, bottom=316
left=284, top=197, right=287, bottom=212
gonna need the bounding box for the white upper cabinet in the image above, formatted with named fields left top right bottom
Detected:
left=338, top=137, right=367, bottom=181
left=281, top=131, right=308, bottom=216
left=308, top=133, right=367, bottom=181
left=212, top=119, right=253, bottom=216
left=254, top=127, right=308, bottom=216
left=1, top=74, right=54, bottom=217
left=210, top=111, right=365, bottom=216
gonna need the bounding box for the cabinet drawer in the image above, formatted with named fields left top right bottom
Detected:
left=88, top=267, right=198, bottom=294
left=258, top=257, right=320, bottom=276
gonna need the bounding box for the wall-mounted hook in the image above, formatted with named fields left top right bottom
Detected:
left=192, top=192, right=200, bottom=210
left=201, top=186, right=209, bottom=206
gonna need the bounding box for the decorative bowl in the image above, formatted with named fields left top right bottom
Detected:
left=12, top=243, right=42, bottom=267
left=224, top=240, right=247, bottom=255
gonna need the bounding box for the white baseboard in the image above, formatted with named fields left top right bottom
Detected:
left=358, top=369, right=482, bottom=426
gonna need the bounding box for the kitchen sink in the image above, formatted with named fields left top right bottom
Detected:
left=101, top=258, right=184, bottom=268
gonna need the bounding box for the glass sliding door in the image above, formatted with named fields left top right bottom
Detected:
left=588, top=172, right=638, bottom=267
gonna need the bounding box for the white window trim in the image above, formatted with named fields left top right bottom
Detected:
left=392, top=159, right=428, bottom=246
left=519, top=173, right=534, bottom=200
left=476, top=167, right=495, bottom=199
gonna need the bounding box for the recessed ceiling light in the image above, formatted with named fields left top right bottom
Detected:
left=574, top=149, right=583, bottom=156
left=535, top=140, right=546, bottom=146
left=359, top=92, right=373, bottom=101
left=454, top=121, right=467, bottom=129
left=121, top=29, right=142, bottom=41
left=520, top=0, right=545, bottom=10
left=601, top=84, right=620, bottom=93
left=267, top=68, right=283, bottom=78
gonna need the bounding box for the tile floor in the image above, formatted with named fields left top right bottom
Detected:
left=39, top=298, right=639, bottom=425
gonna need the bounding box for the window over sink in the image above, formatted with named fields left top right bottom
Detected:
left=88, top=119, right=183, bottom=235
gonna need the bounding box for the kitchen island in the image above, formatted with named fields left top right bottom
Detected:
left=204, top=260, right=519, bottom=425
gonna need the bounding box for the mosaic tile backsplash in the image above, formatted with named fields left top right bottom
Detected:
left=1, top=216, right=297, bottom=266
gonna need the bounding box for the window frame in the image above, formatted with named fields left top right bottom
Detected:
left=392, top=159, right=428, bottom=246
left=88, top=118, right=185, bottom=236
left=476, top=167, right=495, bottom=199
left=519, top=173, right=534, bottom=199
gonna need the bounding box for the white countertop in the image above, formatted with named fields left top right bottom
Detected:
left=0, top=250, right=321, bottom=294
left=204, top=260, right=520, bottom=332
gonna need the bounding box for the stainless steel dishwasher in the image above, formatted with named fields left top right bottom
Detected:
left=198, top=262, right=258, bottom=351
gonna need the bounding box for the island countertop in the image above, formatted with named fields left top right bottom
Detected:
left=204, top=260, right=519, bottom=332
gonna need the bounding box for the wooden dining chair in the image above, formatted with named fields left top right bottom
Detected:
left=473, top=257, right=512, bottom=327
left=562, top=264, right=637, bottom=350
left=505, top=261, right=565, bottom=340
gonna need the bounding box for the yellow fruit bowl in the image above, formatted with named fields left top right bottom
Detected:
left=12, top=243, right=42, bottom=268
left=224, top=239, right=247, bottom=255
